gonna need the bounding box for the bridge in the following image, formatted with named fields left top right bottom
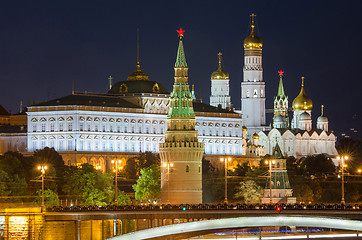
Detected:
left=43, top=204, right=362, bottom=239
left=108, top=215, right=362, bottom=240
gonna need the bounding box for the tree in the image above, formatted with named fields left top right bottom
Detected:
left=234, top=180, right=263, bottom=204
left=300, top=154, right=335, bottom=179
left=132, top=164, right=160, bottom=200
left=63, top=164, right=114, bottom=206
left=117, top=191, right=131, bottom=205
left=35, top=189, right=59, bottom=206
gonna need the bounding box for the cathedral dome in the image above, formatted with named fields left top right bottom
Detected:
left=244, top=25, right=263, bottom=50
left=211, top=52, right=229, bottom=79
left=317, top=105, right=328, bottom=123
left=299, top=111, right=311, bottom=121
left=242, top=125, right=248, bottom=131
left=274, top=114, right=285, bottom=123
left=252, top=132, right=259, bottom=139
left=211, top=69, right=229, bottom=80
left=292, top=77, right=313, bottom=111
left=317, top=115, right=328, bottom=123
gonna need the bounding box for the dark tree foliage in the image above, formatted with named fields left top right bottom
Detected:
left=300, top=154, right=336, bottom=179
left=202, top=157, right=223, bottom=203
left=124, top=152, right=160, bottom=180
left=32, top=147, right=67, bottom=195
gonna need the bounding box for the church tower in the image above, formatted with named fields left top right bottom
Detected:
left=241, top=13, right=266, bottom=127
left=210, top=52, right=231, bottom=109
left=291, top=77, right=313, bottom=130
left=159, top=28, right=204, bottom=204
left=273, top=70, right=289, bottom=128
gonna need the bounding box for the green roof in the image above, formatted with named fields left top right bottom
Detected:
left=265, top=171, right=292, bottom=189
left=175, top=39, right=187, bottom=68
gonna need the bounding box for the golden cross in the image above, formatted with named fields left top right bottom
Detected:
left=218, top=52, right=222, bottom=66
left=301, top=76, right=305, bottom=87
left=250, top=13, right=256, bottom=25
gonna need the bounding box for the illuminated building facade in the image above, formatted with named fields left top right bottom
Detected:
left=258, top=75, right=338, bottom=159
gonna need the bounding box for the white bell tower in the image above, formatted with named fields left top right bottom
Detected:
left=241, top=14, right=265, bottom=127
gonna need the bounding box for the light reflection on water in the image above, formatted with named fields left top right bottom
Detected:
left=4, top=215, right=116, bottom=240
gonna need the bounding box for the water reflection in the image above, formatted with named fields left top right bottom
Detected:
left=4, top=213, right=116, bottom=240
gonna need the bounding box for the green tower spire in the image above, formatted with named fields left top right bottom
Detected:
left=277, top=70, right=285, bottom=97
left=175, top=37, right=187, bottom=68
left=168, top=28, right=195, bottom=118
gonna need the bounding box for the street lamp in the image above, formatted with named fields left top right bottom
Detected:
left=37, top=165, right=48, bottom=208
left=265, top=160, right=276, bottom=204
left=220, top=157, right=232, bottom=204
left=162, top=162, right=174, bottom=203
left=337, top=155, right=348, bottom=205
left=112, top=159, right=122, bottom=205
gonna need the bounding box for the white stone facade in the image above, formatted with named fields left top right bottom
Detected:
left=27, top=100, right=245, bottom=156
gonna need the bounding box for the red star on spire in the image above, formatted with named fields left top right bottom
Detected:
left=177, top=27, right=185, bottom=37
left=278, top=70, right=284, bottom=76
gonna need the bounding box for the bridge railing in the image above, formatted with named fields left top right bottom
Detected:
left=46, top=203, right=362, bottom=212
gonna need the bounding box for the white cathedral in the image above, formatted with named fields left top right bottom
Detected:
left=0, top=15, right=337, bottom=170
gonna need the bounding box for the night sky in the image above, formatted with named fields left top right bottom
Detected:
left=0, top=1, right=361, bottom=139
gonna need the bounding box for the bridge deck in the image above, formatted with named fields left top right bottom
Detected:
left=45, top=210, right=362, bottom=221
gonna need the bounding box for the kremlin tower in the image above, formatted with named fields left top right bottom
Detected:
left=241, top=14, right=266, bottom=128
left=210, top=52, right=232, bottom=109
left=159, top=28, right=204, bottom=204
left=273, top=70, right=289, bottom=128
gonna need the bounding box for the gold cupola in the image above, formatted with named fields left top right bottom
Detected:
left=211, top=52, right=229, bottom=79
left=292, top=77, right=313, bottom=111
left=243, top=13, right=263, bottom=50
left=127, top=29, right=149, bottom=81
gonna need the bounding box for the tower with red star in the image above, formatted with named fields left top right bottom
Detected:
left=159, top=28, right=204, bottom=204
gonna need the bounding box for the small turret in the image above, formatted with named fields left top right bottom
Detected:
left=317, top=105, right=329, bottom=131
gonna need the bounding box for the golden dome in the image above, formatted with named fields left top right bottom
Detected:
left=252, top=132, right=259, bottom=139
left=211, top=52, right=229, bottom=79
left=242, top=125, right=247, bottom=131
left=292, top=77, right=313, bottom=111
left=244, top=24, right=262, bottom=49
left=127, top=63, right=149, bottom=81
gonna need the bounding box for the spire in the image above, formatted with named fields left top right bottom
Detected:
left=321, top=105, right=324, bottom=116
left=108, top=75, right=113, bottom=90
left=277, top=70, right=285, bottom=97
left=127, top=28, right=149, bottom=81
left=250, top=13, right=256, bottom=34
left=175, top=28, right=187, bottom=68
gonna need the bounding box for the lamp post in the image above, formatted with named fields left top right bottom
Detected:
left=163, top=162, right=174, bottom=203
left=337, top=155, right=348, bottom=205
left=112, top=159, right=122, bottom=205
left=220, top=157, right=231, bottom=204
left=37, top=165, right=48, bottom=208
left=265, top=160, right=275, bottom=204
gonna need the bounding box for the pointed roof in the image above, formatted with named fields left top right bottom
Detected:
left=175, top=38, right=187, bottom=68
left=277, top=71, right=285, bottom=97
left=272, top=142, right=284, bottom=159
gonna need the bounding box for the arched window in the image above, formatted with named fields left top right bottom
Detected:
left=186, top=165, right=189, bottom=173
left=246, top=90, right=250, bottom=98
left=253, top=89, right=258, bottom=98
